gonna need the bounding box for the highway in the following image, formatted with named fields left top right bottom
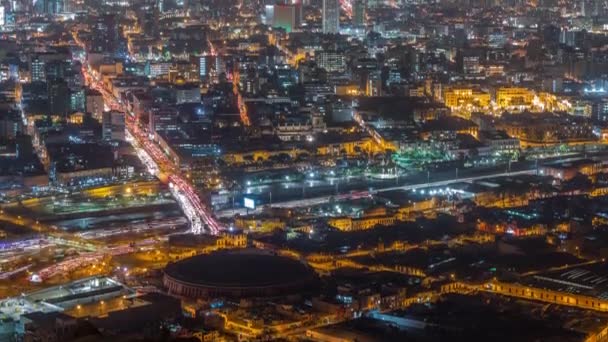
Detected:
left=232, top=64, right=251, bottom=126
left=74, top=33, right=223, bottom=235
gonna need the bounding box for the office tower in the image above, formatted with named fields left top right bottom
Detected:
left=47, top=80, right=70, bottom=116
left=273, top=4, right=297, bottom=32
left=353, top=0, right=365, bottom=27
left=292, top=0, right=303, bottom=26
left=30, top=56, right=45, bottom=82
left=102, top=111, right=126, bottom=141
left=463, top=56, right=480, bottom=74
left=70, top=88, right=85, bottom=112
left=322, top=0, right=339, bottom=34
left=34, top=0, right=65, bottom=14
left=86, top=89, right=104, bottom=121
left=317, top=50, right=346, bottom=73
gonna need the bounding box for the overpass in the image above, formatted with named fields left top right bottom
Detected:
left=216, top=169, right=534, bottom=217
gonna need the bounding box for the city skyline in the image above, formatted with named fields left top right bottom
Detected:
left=1, top=0, right=608, bottom=341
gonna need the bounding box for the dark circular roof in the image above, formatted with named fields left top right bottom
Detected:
left=165, top=251, right=315, bottom=288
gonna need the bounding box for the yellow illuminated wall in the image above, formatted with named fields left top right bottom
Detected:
left=444, top=88, right=491, bottom=109
left=496, top=87, right=535, bottom=108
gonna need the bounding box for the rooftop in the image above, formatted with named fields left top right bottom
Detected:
left=164, top=249, right=316, bottom=288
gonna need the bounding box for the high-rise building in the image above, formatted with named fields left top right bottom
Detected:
left=322, top=0, right=339, bottom=34
left=70, top=88, right=85, bottom=112
left=198, top=56, right=208, bottom=78
left=292, top=0, right=303, bottom=26
left=47, top=80, right=70, bottom=116
left=175, top=84, right=201, bottom=104
left=316, top=50, right=346, bottom=73
left=273, top=4, right=297, bottom=32
left=463, top=56, right=481, bottom=75
left=33, top=0, right=65, bottom=14
left=353, top=0, right=365, bottom=27
left=149, top=106, right=178, bottom=134
left=0, top=110, right=23, bottom=139
left=90, top=14, right=119, bottom=53
left=264, top=4, right=274, bottom=25
left=215, top=55, right=226, bottom=75
left=30, top=56, right=45, bottom=82
left=102, top=111, right=125, bottom=141
left=11, top=0, right=32, bottom=13
left=86, top=89, right=104, bottom=121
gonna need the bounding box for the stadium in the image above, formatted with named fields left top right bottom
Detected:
left=163, top=250, right=317, bottom=298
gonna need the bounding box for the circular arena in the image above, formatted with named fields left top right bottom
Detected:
left=163, top=250, right=317, bottom=299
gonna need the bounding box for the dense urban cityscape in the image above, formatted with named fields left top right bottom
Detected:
left=1, top=0, right=608, bottom=340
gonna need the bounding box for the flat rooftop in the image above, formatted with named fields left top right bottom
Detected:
left=25, top=276, right=132, bottom=306
left=522, top=262, right=608, bottom=299
left=0, top=277, right=132, bottom=321
left=65, top=295, right=148, bottom=318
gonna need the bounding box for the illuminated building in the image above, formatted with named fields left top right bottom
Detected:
left=103, top=0, right=131, bottom=6
left=0, top=110, right=23, bottom=139
left=48, top=143, right=115, bottom=185
left=488, top=32, right=507, bottom=48
left=276, top=119, right=314, bottom=141
left=328, top=215, right=397, bottom=231
left=34, top=0, right=65, bottom=14
left=365, top=71, right=382, bottom=96
left=174, top=83, right=200, bottom=104
left=335, top=84, right=360, bottom=95
left=487, top=280, right=608, bottom=311
left=570, top=100, right=593, bottom=117
left=30, top=56, right=45, bottom=82
left=538, top=158, right=603, bottom=180
left=234, top=216, right=286, bottom=231
left=495, top=87, right=535, bottom=109
left=316, top=50, right=346, bottom=73
left=443, top=87, right=491, bottom=109
left=482, top=264, right=608, bottom=313
left=149, top=62, right=171, bottom=79
left=353, top=0, right=365, bottom=26
left=485, top=65, right=505, bottom=77
left=222, top=133, right=382, bottom=165
left=149, top=106, right=178, bottom=134
left=264, top=4, right=274, bottom=25
left=273, top=4, right=297, bottom=32
left=408, top=85, right=425, bottom=97
left=213, top=55, right=226, bottom=79
left=69, top=88, right=85, bottom=112
left=168, top=61, right=199, bottom=83
left=478, top=130, right=520, bottom=154
left=216, top=232, right=247, bottom=248
left=388, top=69, right=402, bottom=86
left=463, top=56, right=481, bottom=75
left=85, top=89, right=104, bottom=121
left=495, top=112, right=594, bottom=145
left=322, top=0, right=339, bottom=34
left=197, top=55, right=208, bottom=79
left=476, top=220, right=547, bottom=237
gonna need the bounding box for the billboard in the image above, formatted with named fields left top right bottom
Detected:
left=244, top=197, right=255, bottom=210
